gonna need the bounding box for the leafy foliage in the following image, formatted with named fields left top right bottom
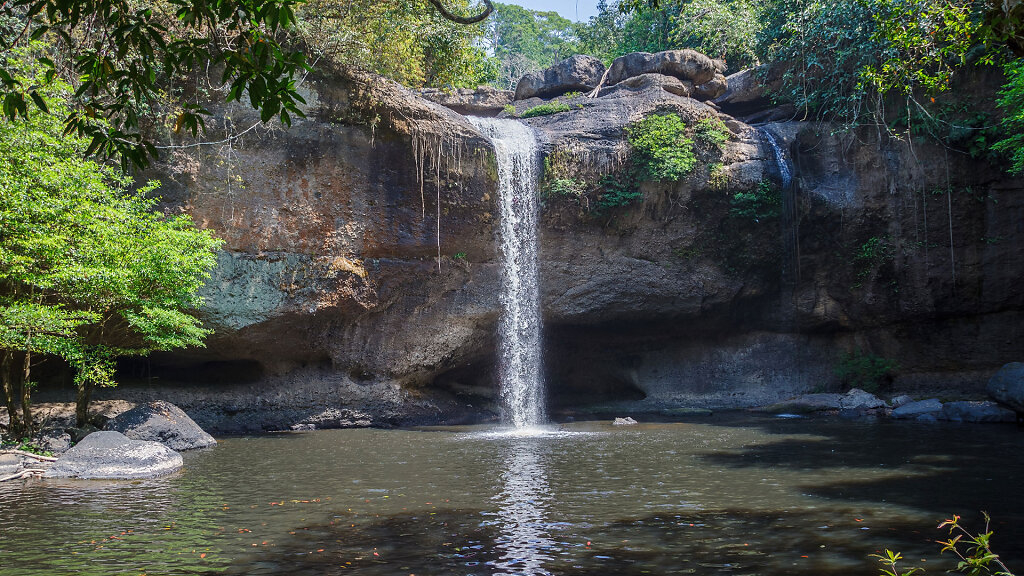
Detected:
left=872, top=513, right=1015, bottom=576
left=520, top=100, right=572, bottom=117
left=484, top=2, right=578, bottom=88
left=0, top=75, right=222, bottom=429
left=596, top=172, right=644, bottom=212
left=694, top=116, right=731, bottom=148
left=729, top=180, right=781, bottom=221
left=625, top=112, right=695, bottom=181
left=993, top=59, right=1024, bottom=173
left=834, top=350, right=898, bottom=393
left=671, top=0, right=761, bottom=73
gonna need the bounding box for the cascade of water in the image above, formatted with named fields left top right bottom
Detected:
left=469, top=117, right=545, bottom=428
left=759, top=127, right=800, bottom=329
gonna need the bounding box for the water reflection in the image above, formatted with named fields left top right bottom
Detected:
left=492, top=437, right=556, bottom=576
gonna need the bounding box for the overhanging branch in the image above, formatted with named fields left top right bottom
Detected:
left=425, top=0, right=494, bottom=24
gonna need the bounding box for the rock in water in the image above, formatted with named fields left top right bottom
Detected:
left=987, top=362, right=1024, bottom=413
left=514, top=55, right=607, bottom=100
left=106, top=401, right=216, bottom=451
left=612, top=417, right=638, bottom=426
left=44, top=431, right=183, bottom=479
left=890, top=399, right=944, bottom=420
left=941, top=401, right=1016, bottom=423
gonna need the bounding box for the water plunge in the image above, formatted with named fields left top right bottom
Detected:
left=469, top=117, right=545, bottom=428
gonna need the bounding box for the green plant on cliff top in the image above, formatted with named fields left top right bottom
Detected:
left=520, top=101, right=572, bottom=118
left=695, top=116, right=731, bottom=149
left=625, top=113, right=696, bottom=182
left=993, top=60, right=1024, bottom=175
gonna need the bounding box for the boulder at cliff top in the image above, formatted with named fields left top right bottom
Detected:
left=605, top=50, right=717, bottom=90
left=43, top=431, right=183, bottom=479
left=106, top=401, right=216, bottom=451
left=986, top=362, right=1024, bottom=412
left=417, top=86, right=512, bottom=116
left=515, top=55, right=606, bottom=100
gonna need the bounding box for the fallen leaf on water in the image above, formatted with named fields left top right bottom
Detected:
left=200, top=553, right=207, bottom=559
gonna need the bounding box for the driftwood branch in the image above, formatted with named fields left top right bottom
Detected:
left=0, top=449, right=58, bottom=462
left=0, top=468, right=46, bottom=482
left=425, top=0, right=494, bottom=24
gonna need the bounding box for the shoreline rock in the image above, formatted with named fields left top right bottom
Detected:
left=105, top=400, right=217, bottom=451
left=43, top=431, right=183, bottom=480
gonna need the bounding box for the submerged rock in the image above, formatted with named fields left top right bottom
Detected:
left=986, top=362, right=1024, bottom=413
left=44, top=431, right=183, bottom=479
left=106, top=401, right=216, bottom=451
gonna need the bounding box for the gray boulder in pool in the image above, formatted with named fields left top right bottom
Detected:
left=106, top=400, right=216, bottom=451
left=44, top=431, right=183, bottom=479
left=986, top=362, right=1024, bottom=413
left=890, top=398, right=944, bottom=420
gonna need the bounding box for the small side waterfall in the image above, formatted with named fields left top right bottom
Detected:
left=469, top=117, right=546, bottom=428
left=759, top=127, right=800, bottom=329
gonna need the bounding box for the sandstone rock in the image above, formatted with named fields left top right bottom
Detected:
left=106, top=401, right=216, bottom=451
left=514, top=55, right=606, bottom=100
left=416, top=86, right=513, bottom=116
left=613, top=416, right=638, bottom=426
left=713, top=65, right=784, bottom=117
left=692, top=73, right=728, bottom=101
left=941, top=401, right=1016, bottom=423
left=600, top=73, right=693, bottom=98
left=44, top=431, right=183, bottom=479
left=986, top=362, right=1024, bottom=412
left=891, top=399, right=944, bottom=420
left=606, top=50, right=716, bottom=89
left=839, top=388, right=886, bottom=411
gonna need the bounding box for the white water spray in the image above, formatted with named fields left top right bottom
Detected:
left=469, top=117, right=545, bottom=428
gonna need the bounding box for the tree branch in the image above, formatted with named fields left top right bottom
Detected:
left=425, top=0, right=494, bottom=24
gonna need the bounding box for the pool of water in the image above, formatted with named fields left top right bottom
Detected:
left=2, top=414, right=1022, bottom=575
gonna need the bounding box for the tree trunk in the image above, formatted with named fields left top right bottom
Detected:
left=19, top=347, right=33, bottom=433
left=1, top=351, right=22, bottom=437
left=75, top=380, right=92, bottom=428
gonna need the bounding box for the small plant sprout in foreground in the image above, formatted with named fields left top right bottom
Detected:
left=871, top=513, right=1014, bottom=576
left=937, top=513, right=1014, bottom=576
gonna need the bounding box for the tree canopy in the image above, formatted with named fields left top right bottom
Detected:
left=0, top=69, right=222, bottom=432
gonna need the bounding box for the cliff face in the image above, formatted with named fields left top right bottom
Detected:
left=90, top=69, right=1023, bottom=431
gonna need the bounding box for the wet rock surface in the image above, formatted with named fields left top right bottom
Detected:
left=987, top=362, right=1024, bottom=412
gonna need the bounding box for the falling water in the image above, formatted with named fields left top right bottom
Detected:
left=759, top=127, right=800, bottom=329
left=469, top=117, right=545, bottom=428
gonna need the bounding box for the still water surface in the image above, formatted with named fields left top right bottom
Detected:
left=2, top=414, right=1022, bottom=575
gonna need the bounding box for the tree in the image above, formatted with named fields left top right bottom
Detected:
left=484, top=2, right=579, bottom=88
left=0, top=65, right=222, bottom=432
left=0, top=0, right=494, bottom=171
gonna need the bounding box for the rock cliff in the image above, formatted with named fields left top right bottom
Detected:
left=56, top=62, right=1023, bottom=431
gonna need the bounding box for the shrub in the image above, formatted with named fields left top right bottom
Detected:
left=695, top=116, right=731, bottom=149
left=625, top=113, right=696, bottom=181
left=596, top=173, right=643, bottom=213
left=520, top=101, right=571, bottom=118
left=835, top=350, right=898, bottom=393
left=730, top=180, right=781, bottom=222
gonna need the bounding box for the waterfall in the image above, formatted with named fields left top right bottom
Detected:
left=469, top=117, right=546, bottom=428
left=759, top=127, right=800, bottom=329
